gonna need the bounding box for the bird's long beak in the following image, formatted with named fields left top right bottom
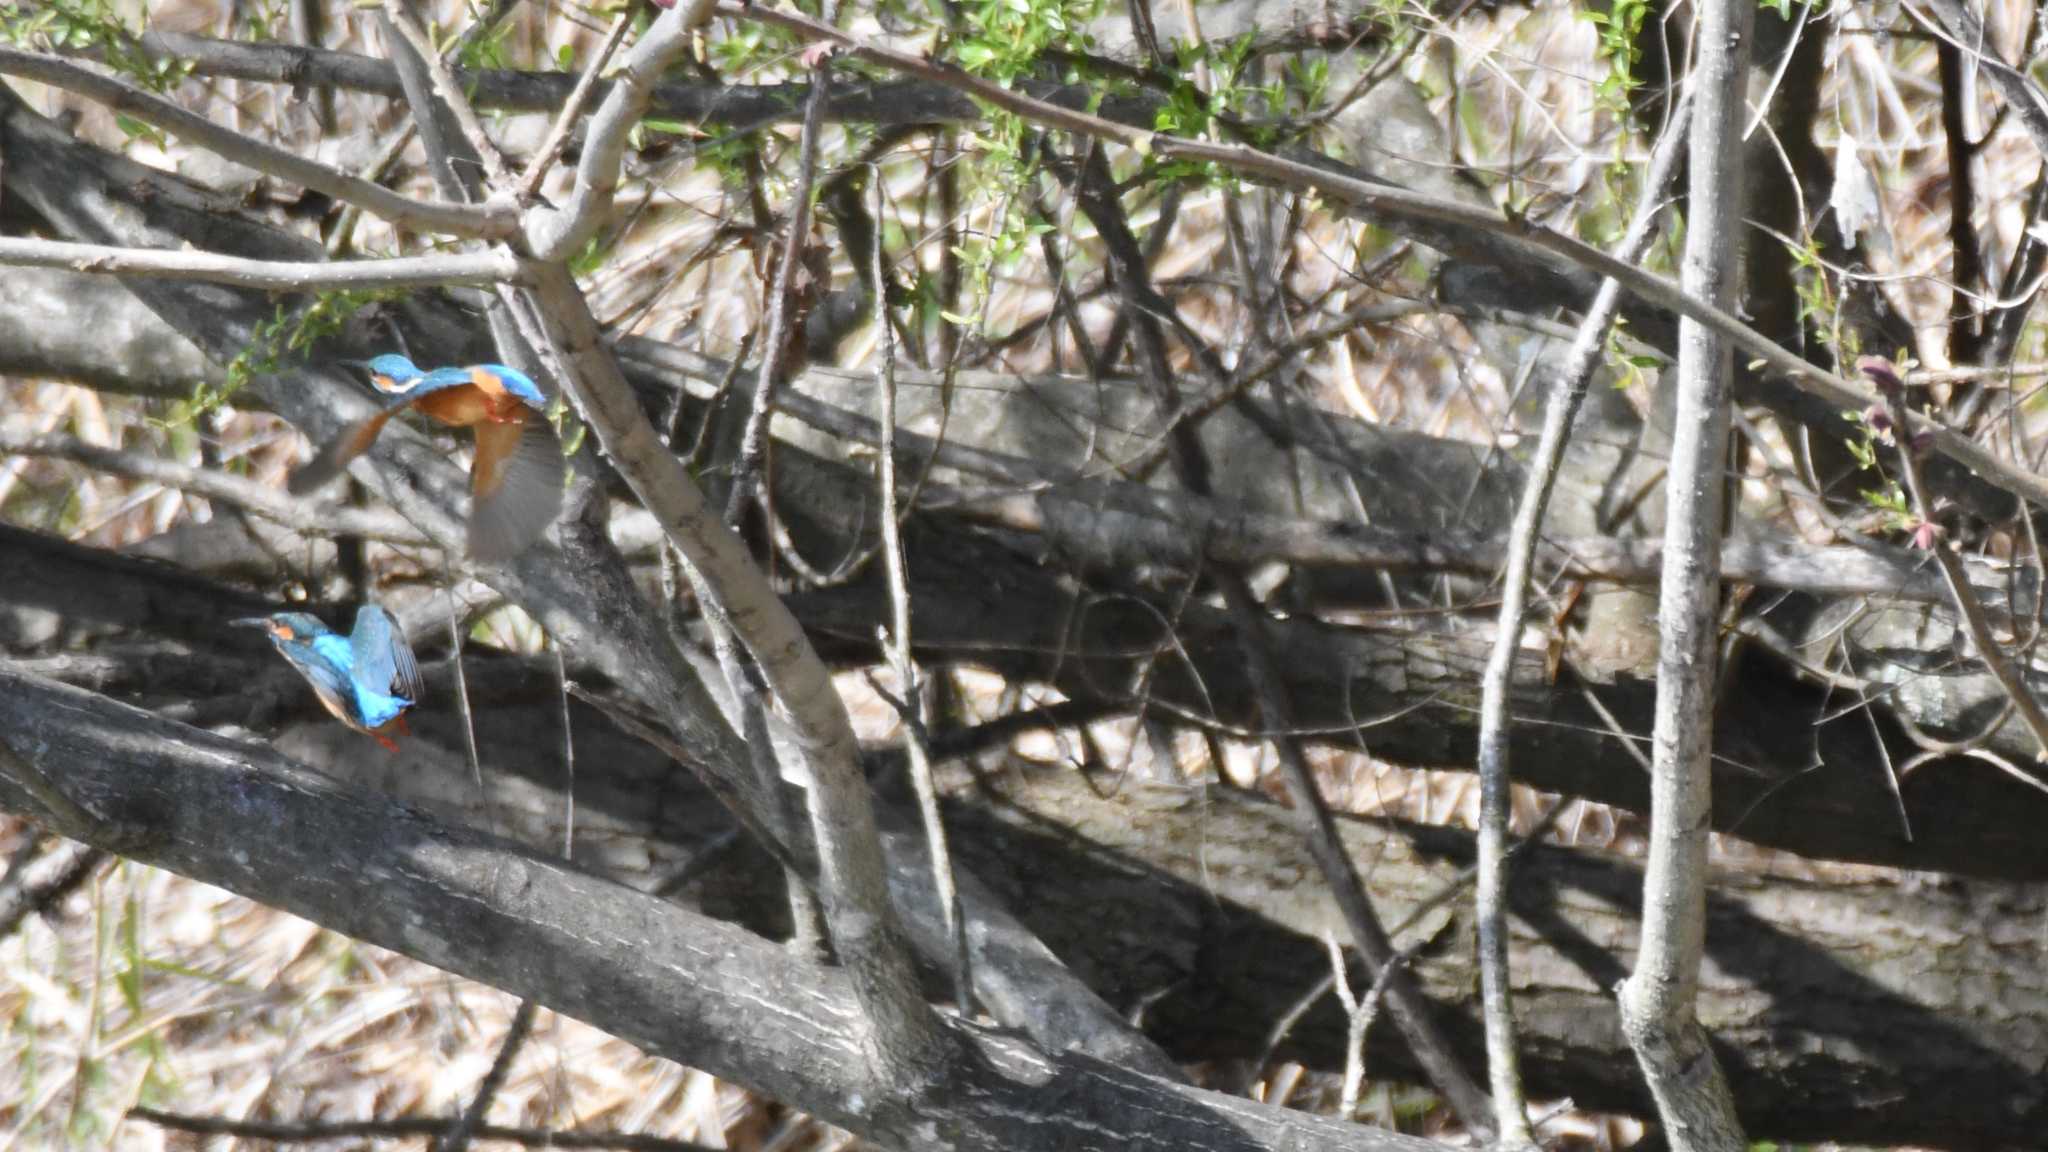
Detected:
left=229, top=616, right=273, bottom=631
left=338, top=359, right=373, bottom=371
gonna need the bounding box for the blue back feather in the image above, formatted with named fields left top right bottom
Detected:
left=258, top=609, right=419, bottom=733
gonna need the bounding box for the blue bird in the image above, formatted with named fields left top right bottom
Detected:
left=289, top=358, right=564, bottom=561
left=236, top=605, right=423, bottom=752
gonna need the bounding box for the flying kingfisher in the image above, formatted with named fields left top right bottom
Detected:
left=236, top=604, right=423, bottom=752
left=289, top=356, right=565, bottom=561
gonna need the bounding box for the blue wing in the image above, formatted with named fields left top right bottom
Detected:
left=472, top=365, right=549, bottom=412
left=392, top=366, right=486, bottom=404
left=294, top=636, right=364, bottom=728
left=402, top=365, right=549, bottom=413
left=350, top=605, right=423, bottom=704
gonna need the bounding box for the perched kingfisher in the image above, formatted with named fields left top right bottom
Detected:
left=290, top=358, right=565, bottom=561
left=236, top=605, right=424, bottom=752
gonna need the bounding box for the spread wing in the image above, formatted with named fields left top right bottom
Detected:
left=468, top=416, right=564, bottom=562
left=287, top=409, right=396, bottom=495
left=408, top=365, right=546, bottom=411
left=350, top=604, right=423, bottom=704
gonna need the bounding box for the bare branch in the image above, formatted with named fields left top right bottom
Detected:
left=378, top=0, right=512, bottom=186
left=0, top=666, right=1448, bottom=1152
left=0, top=236, right=522, bottom=290
left=1474, top=89, right=1694, bottom=1150
left=513, top=8, right=635, bottom=204
left=872, top=170, right=972, bottom=1013
left=436, top=999, right=539, bottom=1152
left=726, top=62, right=831, bottom=525
left=1615, top=3, right=1752, bottom=1146
left=723, top=2, right=2048, bottom=516
left=524, top=0, right=723, bottom=261
left=524, top=259, right=952, bottom=1084
left=1911, top=0, right=2048, bottom=165
left=1866, top=357, right=2048, bottom=773
left=0, top=48, right=513, bottom=239
left=131, top=1107, right=724, bottom=1152
left=0, top=838, right=107, bottom=940
left=0, top=430, right=431, bottom=544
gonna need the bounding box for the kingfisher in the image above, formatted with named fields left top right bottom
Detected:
left=236, top=604, right=423, bottom=752
left=290, top=358, right=565, bottom=561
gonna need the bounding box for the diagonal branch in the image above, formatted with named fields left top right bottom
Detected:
left=377, top=0, right=512, bottom=187
left=0, top=48, right=513, bottom=239
left=722, top=1, right=2048, bottom=516
left=726, top=62, right=831, bottom=525
left=513, top=8, right=636, bottom=204
left=0, top=665, right=1446, bottom=1152
left=524, top=0, right=723, bottom=261
left=872, top=169, right=972, bottom=1013
left=525, top=259, right=952, bottom=1082
left=359, top=0, right=948, bottom=1076
left=1474, top=89, right=1695, bottom=1149
left=1865, top=357, right=2048, bottom=772
left=1062, top=146, right=1495, bottom=1136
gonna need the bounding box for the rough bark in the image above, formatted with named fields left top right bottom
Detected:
left=7, top=656, right=2046, bottom=1150
left=1616, top=0, right=1750, bottom=1143
left=0, top=665, right=1452, bottom=1152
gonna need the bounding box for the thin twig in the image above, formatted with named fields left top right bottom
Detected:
left=555, top=644, right=576, bottom=861
left=0, top=839, right=109, bottom=940
left=725, top=62, right=833, bottom=526
left=130, top=1107, right=724, bottom=1152
left=0, top=431, right=430, bottom=544
left=724, top=0, right=2048, bottom=516
left=515, top=8, right=636, bottom=204
left=1472, top=88, right=1694, bottom=1149
left=435, top=999, right=540, bottom=1152
left=379, top=0, right=511, bottom=187
left=872, top=168, right=972, bottom=1014
left=1866, top=357, right=2048, bottom=771
left=0, top=237, right=521, bottom=290
left=0, top=48, right=512, bottom=239
left=1323, top=927, right=1396, bottom=1122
